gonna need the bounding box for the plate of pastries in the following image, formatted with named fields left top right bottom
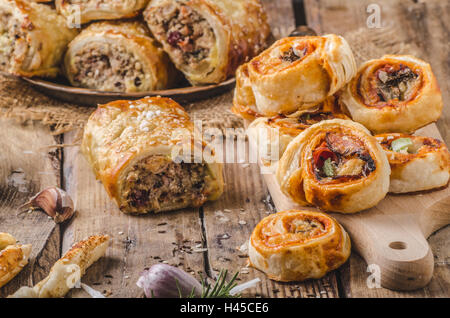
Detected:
left=0, top=0, right=271, bottom=105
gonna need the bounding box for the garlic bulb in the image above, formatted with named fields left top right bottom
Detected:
left=137, top=264, right=202, bottom=298
left=21, top=187, right=74, bottom=223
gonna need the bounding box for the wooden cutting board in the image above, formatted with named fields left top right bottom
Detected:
left=250, top=122, right=450, bottom=291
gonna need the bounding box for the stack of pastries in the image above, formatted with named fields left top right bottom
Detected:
left=0, top=0, right=271, bottom=92
left=235, top=34, right=449, bottom=282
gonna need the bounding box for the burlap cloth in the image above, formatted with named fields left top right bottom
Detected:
left=0, top=26, right=421, bottom=138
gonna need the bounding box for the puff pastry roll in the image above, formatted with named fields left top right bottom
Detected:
left=64, top=21, right=176, bottom=93
left=232, top=35, right=356, bottom=118
left=249, top=210, right=350, bottom=282
left=376, top=133, right=450, bottom=193
left=277, top=119, right=390, bottom=213
left=0, top=232, right=16, bottom=251
left=0, top=244, right=32, bottom=288
left=55, top=0, right=149, bottom=25
left=82, top=97, right=224, bottom=214
left=144, top=0, right=270, bottom=85
left=10, top=235, right=108, bottom=298
left=0, top=0, right=78, bottom=77
left=341, top=55, right=443, bottom=134
left=247, top=96, right=349, bottom=167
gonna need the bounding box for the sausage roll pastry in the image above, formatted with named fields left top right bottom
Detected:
left=55, top=0, right=150, bottom=25
left=82, top=97, right=224, bottom=214
left=247, top=96, right=350, bottom=167
left=10, top=235, right=108, bottom=298
left=0, top=232, right=17, bottom=251
left=340, top=55, right=443, bottom=134
left=376, top=133, right=450, bottom=193
left=64, top=21, right=176, bottom=93
left=0, top=244, right=32, bottom=288
left=232, top=35, right=356, bottom=118
left=0, top=0, right=78, bottom=77
left=249, top=210, right=350, bottom=282
left=143, top=0, right=271, bottom=85
left=277, top=119, right=390, bottom=213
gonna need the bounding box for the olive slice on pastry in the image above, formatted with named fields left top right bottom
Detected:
left=232, top=34, right=357, bottom=119
left=376, top=133, right=450, bottom=193
left=277, top=119, right=390, bottom=213
left=340, top=55, right=443, bottom=134
left=249, top=210, right=351, bottom=282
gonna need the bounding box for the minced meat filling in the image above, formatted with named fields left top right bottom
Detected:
left=123, top=156, right=208, bottom=213
left=148, top=4, right=215, bottom=68
left=72, top=42, right=146, bottom=92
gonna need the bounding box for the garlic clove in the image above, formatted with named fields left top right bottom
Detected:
left=21, top=187, right=75, bottom=223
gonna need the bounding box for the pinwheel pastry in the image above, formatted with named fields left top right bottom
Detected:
left=55, top=0, right=150, bottom=25
left=277, top=119, right=390, bottom=213
left=247, top=96, right=349, bottom=167
left=376, top=133, right=450, bottom=193
left=340, top=55, right=443, bottom=134
left=0, top=233, right=32, bottom=288
left=249, top=210, right=351, bottom=282
left=143, top=0, right=271, bottom=85
left=232, top=34, right=357, bottom=118
left=0, top=0, right=78, bottom=77
left=64, top=21, right=177, bottom=93
left=82, top=97, right=224, bottom=214
left=10, top=235, right=109, bottom=298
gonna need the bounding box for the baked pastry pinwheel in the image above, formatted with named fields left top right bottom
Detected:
left=0, top=0, right=78, bottom=77
left=0, top=233, right=31, bottom=288
left=55, top=0, right=149, bottom=25
left=82, top=97, right=224, bottom=214
left=10, top=235, right=108, bottom=298
left=277, top=119, right=390, bottom=213
left=64, top=21, right=176, bottom=93
left=143, top=0, right=270, bottom=85
left=247, top=96, right=349, bottom=167
left=249, top=210, right=351, bottom=282
left=340, top=55, right=443, bottom=134
left=232, top=35, right=357, bottom=118
left=376, top=133, right=450, bottom=193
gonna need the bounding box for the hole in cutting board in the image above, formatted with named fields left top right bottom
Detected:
left=389, top=241, right=407, bottom=250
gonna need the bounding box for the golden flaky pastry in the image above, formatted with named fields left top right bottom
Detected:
left=0, top=232, right=31, bottom=288
left=340, top=55, right=443, bottom=134
left=56, top=0, right=149, bottom=25
left=82, top=97, right=224, bottom=214
left=64, top=21, right=177, bottom=93
left=249, top=210, right=351, bottom=282
left=0, top=232, right=16, bottom=251
left=232, top=35, right=356, bottom=119
left=9, top=235, right=109, bottom=298
left=144, top=0, right=270, bottom=85
left=376, top=133, right=450, bottom=193
left=277, top=119, right=390, bottom=213
left=0, top=0, right=78, bottom=77
left=247, top=96, right=349, bottom=167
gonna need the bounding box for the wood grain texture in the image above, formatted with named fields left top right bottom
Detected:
left=303, top=0, right=450, bottom=297
left=62, top=130, right=205, bottom=298
left=0, top=120, right=61, bottom=297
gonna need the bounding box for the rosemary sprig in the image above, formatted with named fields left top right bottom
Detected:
left=194, top=270, right=241, bottom=298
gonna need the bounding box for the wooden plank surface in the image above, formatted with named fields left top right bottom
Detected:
left=304, top=0, right=450, bottom=298
left=0, top=120, right=61, bottom=297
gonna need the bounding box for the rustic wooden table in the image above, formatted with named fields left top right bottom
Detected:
left=0, top=0, right=448, bottom=298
